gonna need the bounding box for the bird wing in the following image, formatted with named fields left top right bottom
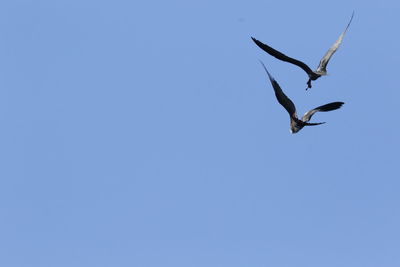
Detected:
left=301, top=102, right=344, bottom=122
left=315, top=11, right=354, bottom=74
left=259, top=61, right=297, bottom=118
left=251, top=37, right=315, bottom=77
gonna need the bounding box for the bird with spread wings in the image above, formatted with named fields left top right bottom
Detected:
left=260, top=61, right=344, bottom=133
left=252, top=12, right=354, bottom=90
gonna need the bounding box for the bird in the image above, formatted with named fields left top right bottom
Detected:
left=252, top=12, right=354, bottom=90
left=259, top=61, right=344, bottom=133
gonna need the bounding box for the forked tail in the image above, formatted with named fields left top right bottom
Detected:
left=306, top=79, right=312, bottom=90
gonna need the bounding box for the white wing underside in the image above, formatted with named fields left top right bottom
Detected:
left=301, top=109, right=318, bottom=122
left=315, top=12, right=354, bottom=75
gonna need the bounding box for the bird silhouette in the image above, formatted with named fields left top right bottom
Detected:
left=252, top=12, right=354, bottom=90
left=260, top=61, right=344, bottom=133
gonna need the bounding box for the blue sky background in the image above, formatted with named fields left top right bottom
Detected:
left=0, top=0, right=399, bottom=266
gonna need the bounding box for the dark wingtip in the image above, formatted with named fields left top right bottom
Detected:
left=258, top=60, right=274, bottom=81
left=335, top=102, right=345, bottom=108
left=346, top=11, right=355, bottom=29
left=318, top=102, right=345, bottom=112
left=251, top=36, right=259, bottom=44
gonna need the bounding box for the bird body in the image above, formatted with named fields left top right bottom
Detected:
left=259, top=61, right=344, bottom=133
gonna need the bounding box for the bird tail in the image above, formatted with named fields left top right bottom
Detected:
left=304, top=122, right=325, bottom=126
left=306, top=79, right=312, bottom=90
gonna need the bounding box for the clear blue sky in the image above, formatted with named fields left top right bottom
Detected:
left=0, top=1, right=399, bottom=266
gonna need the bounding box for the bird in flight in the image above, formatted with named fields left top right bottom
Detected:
left=252, top=12, right=354, bottom=90
left=260, top=61, right=344, bottom=133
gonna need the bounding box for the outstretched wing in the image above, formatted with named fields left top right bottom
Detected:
left=251, top=37, right=315, bottom=77
left=259, top=61, right=296, bottom=118
left=301, top=102, right=344, bottom=122
left=315, top=11, right=354, bottom=74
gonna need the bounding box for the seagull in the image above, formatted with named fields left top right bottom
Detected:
left=259, top=61, right=344, bottom=133
left=252, top=12, right=354, bottom=90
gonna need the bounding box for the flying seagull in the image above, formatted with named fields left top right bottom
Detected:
left=252, top=12, right=354, bottom=89
left=259, top=61, right=344, bottom=133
